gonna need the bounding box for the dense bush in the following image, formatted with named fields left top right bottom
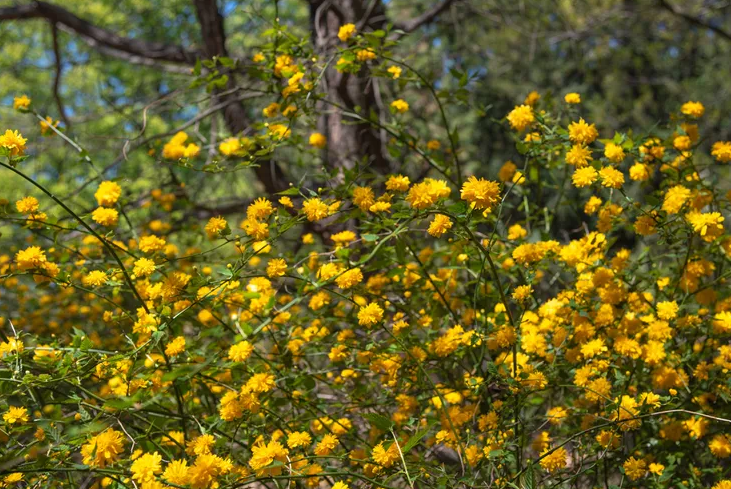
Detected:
left=2, top=18, right=731, bottom=489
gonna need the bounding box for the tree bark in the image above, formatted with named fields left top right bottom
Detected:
left=192, top=0, right=288, bottom=195
left=309, top=0, right=390, bottom=174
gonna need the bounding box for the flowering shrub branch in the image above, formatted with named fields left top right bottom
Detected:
left=1, top=16, right=731, bottom=489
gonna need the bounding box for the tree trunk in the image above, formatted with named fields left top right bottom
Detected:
left=193, top=0, right=288, bottom=194
left=309, top=0, right=390, bottom=175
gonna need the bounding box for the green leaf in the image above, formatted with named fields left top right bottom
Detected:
left=277, top=187, right=301, bottom=196
left=522, top=463, right=536, bottom=489
left=363, top=412, right=394, bottom=431
left=362, top=234, right=378, bottom=242
left=401, top=420, right=437, bottom=454
left=218, top=57, right=235, bottom=68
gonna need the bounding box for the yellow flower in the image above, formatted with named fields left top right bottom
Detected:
left=268, top=124, right=291, bottom=140
left=133, top=257, right=156, bottom=277
left=662, top=185, right=691, bottom=214
left=356, top=48, right=376, bottom=62
left=331, top=230, right=357, bottom=246
left=250, top=440, right=289, bottom=475
left=568, top=118, right=599, bottom=145
left=428, top=214, right=453, bottom=237
left=315, top=434, right=338, bottom=455
left=13, top=95, right=31, bottom=110
left=357, top=302, right=384, bottom=326
left=604, top=142, right=625, bottom=163
left=681, top=100, right=704, bottom=118
left=39, top=116, right=59, bottom=136
left=524, top=91, right=540, bottom=106
left=165, top=336, right=186, bottom=357
left=3, top=473, right=23, bottom=485
left=338, top=23, right=357, bottom=42
left=309, top=132, right=327, bottom=148
left=649, top=462, right=664, bottom=476
left=672, top=135, right=691, bottom=151
left=686, top=211, right=724, bottom=241
left=81, top=429, right=125, bottom=468
left=163, top=459, right=190, bottom=485
left=246, top=373, right=276, bottom=393
left=139, top=235, right=167, bottom=253
left=3, top=406, right=29, bottom=425
left=566, top=145, right=592, bottom=167
left=302, top=198, right=330, bottom=222
left=540, top=447, right=567, bottom=472
left=564, top=92, right=581, bottom=104
left=219, top=137, right=242, bottom=156
left=187, top=434, right=215, bottom=456
left=229, top=341, right=254, bottom=362
left=15, top=246, right=47, bottom=270
left=369, top=201, right=391, bottom=213
left=406, top=178, right=451, bottom=208
left=507, top=105, right=534, bottom=131
left=0, top=129, right=28, bottom=156
left=512, top=284, right=533, bottom=302
left=263, top=102, right=280, bottom=118
left=656, top=300, right=679, bottom=320
left=391, top=99, right=409, bottom=113
left=131, top=451, right=162, bottom=484
left=623, top=456, right=646, bottom=481
left=507, top=223, right=527, bottom=240
left=91, top=207, right=119, bottom=227
left=83, top=270, right=108, bottom=287
left=287, top=431, right=312, bottom=449
left=205, top=216, right=228, bottom=239
left=461, top=176, right=501, bottom=211
left=335, top=268, right=362, bottom=289
left=629, top=162, right=651, bottom=181
left=94, top=181, right=122, bottom=207
left=385, top=174, right=410, bottom=192
left=547, top=406, right=568, bottom=425
left=353, top=186, right=375, bottom=211
left=572, top=167, right=597, bottom=187
left=498, top=161, right=518, bottom=182
left=279, top=196, right=293, bottom=208
left=16, top=196, right=39, bottom=214
left=710, top=434, right=731, bottom=458
left=372, top=441, right=399, bottom=467
left=580, top=338, right=607, bottom=359
left=266, top=258, right=287, bottom=278
left=0, top=338, right=24, bottom=356
left=387, top=66, right=402, bottom=79
left=712, top=141, right=731, bottom=163
left=599, top=166, right=624, bottom=188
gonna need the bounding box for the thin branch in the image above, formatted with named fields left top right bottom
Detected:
left=392, top=0, right=460, bottom=33
left=63, top=91, right=265, bottom=200
left=0, top=1, right=200, bottom=64
left=50, top=22, right=71, bottom=130
left=658, top=0, right=731, bottom=42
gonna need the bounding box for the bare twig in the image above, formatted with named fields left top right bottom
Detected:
left=393, top=0, right=461, bottom=34
left=0, top=0, right=199, bottom=64
left=658, top=0, right=731, bottom=42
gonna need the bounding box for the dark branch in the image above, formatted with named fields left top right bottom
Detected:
left=193, top=0, right=289, bottom=195
left=50, top=22, right=71, bottom=130
left=393, top=0, right=459, bottom=33
left=0, top=1, right=200, bottom=64
left=658, top=0, right=731, bottom=43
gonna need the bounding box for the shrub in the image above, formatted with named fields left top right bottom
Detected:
left=1, top=21, right=731, bottom=489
